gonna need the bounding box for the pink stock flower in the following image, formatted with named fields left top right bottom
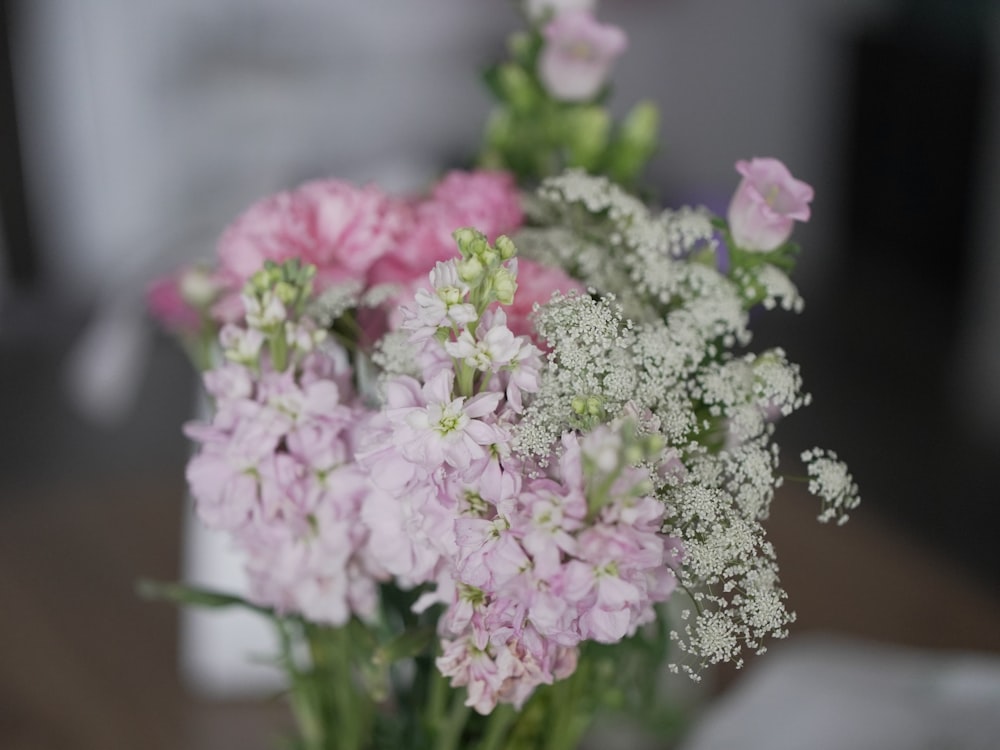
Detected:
left=437, top=637, right=503, bottom=715
left=455, top=515, right=531, bottom=591
left=727, top=158, right=814, bottom=252
left=387, top=370, right=505, bottom=470
left=444, top=309, right=523, bottom=373
left=360, top=481, right=448, bottom=587
left=538, top=11, right=627, bottom=102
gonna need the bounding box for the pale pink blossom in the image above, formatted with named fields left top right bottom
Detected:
left=455, top=515, right=530, bottom=590
left=538, top=11, right=627, bottom=102
left=402, top=261, right=478, bottom=340
left=360, top=480, right=447, bottom=587
left=459, top=434, right=522, bottom=506
left=369, top=171, right=523, bottom=287
left=203, top=363, right=254, bottom=403
left=388, top=370, right=504, bottom=470
left=513, top=479, right=585, bottom=576
left=437, top=637, right=503, bottom=715
left=219, top=323, right=265, bottom=364
left=184, top=317, right=383, bottom=624
left=217, top=179, right=408, bottom=290
left=444, top=309, right=522, bottom=372
left=727, top=158, right=814, bottom=252
left=498, top=341, right=544, bottom=414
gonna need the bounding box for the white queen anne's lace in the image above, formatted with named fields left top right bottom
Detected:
left=511, top=170, right=858, bottom=673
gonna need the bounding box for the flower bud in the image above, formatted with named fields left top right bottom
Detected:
left=495, top=235, right=517, bottom=261
left=438, top=285, right=465, bottom=307
left=453, top=227, right=484, bottom=254
left=457, top=256, right=485, bottom=284
left=492, top=267, right=517, bottom=305
left=178, top=266, right=219, bottom=308
left=274, top=280, right=297, bottom=306
left=566, top=106, right=610, bottom=169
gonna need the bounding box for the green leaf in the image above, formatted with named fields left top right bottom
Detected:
left=373, top=626, right=436, bottom=667
left=481, top=65, right=505, bottom=101
left=136, top=578, right=275, bottom=617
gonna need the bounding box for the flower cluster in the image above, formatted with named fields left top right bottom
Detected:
left=358, top=231, right=680, bottom=712
left=150, top=170, right=527, bottom=345
left=184, top=261, right=385, bottom=626
left=147, top=3, right=861, bottom=745
left=182, top=229, right=685, bottom=714
left=509, top=169, right=855, bottom=673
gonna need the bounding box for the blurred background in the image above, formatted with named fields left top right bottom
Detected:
left=1, top=0, right=999, bottom=748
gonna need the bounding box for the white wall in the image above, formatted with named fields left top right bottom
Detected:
left=12, top=0, right=518, bottom=298
left=604, top=0, right=896, bottom=298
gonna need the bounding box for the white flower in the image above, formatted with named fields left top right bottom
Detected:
left=243, top=289, right=287, bottom=330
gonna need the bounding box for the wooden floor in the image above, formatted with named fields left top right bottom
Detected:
left=1, top=473, right=999, bottom=750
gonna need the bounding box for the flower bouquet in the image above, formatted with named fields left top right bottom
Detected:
left=144, top=3, right=859, bottom=749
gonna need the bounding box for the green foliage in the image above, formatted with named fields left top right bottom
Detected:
left=478, top=26, right=659, bottom=189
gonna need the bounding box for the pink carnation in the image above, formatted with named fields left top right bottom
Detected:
left=369, top=170, right=523, bottom=286
left=146, top=265, right=221, bottom=333
left=146, top=273, right=201, bottom=333
left=216, top=179, right=409, bottom=290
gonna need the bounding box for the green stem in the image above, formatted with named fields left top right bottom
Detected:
left=473, top=704, right=517, bottom=750
left=270, top=328, right=289, bottom=372
left=301, top=623, right=375, bottom=750
left=279, top=619, right=325, bottom=750
left=543, top=654, right=594, bottom=750
left=426, top=661, right=449, bottom=735
left=436, top=690, right=472, bottom=750
left=456, top=361, right=476, bottom=398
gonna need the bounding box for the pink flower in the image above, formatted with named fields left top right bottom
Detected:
left=444, top=309, right=523, bottom=373
left=146, top=267, right=215, bottom=333
left=437, top=637, right=503, bottom=715
left=216, top=179, right=408, bottom=289
left=455, top=515, right=530, bottom=590
left=727, top=158, right=814, bottom=252
left=369, top=171, right=523, bottom=286
left=386, top=371, right=504, bottom=471
left=538, top=11, right=627, bottom=102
